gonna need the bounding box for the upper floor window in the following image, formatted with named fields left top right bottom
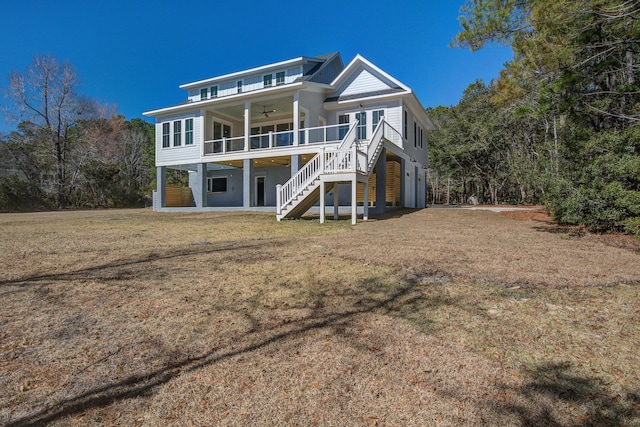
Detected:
left=372, top=110, right=384, bottom=129
left=338, top=114, right=350, bottom=140
left=211, top=86, right=218, bottom=98
left=185, top=118, right=194, bottom=145
left=200, top=88, right=208, bottom=100
left=404, top=110, right=408, bottom=139
left=276, top=71, right=285, bottom=85
left=237, top=81, right=243, bottom=93
left=263, top=74, right=272, bottom=87
left=162, top=123, right=170, bottom=148
left=173, top=120, right=182, bottom=147
left=414, top=121, right=417, bottom=148
left=356, top=112, right=367, bottom=140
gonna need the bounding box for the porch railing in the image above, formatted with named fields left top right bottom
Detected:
left=249, top=129, right=295, bottom=150
left=203, top=136, right=245, bottom=155
left=383, top=121, right=403, bottom=148
left=299, top=123, right=355, bottom=146
left=204, top=124, right=353, bottom=156
left=324, top=146, right=367, bottom=174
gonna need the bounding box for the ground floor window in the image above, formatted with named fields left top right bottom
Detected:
left=207, top=177, right=227, bottom=193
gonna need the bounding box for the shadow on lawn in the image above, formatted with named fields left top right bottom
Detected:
left=4, top=249, right=638, bottom=426
left=0, top=240, right=282, bottom=290
left=503, top=362, right=640, bottom=426
left=4, top=278, right=421, bottom=427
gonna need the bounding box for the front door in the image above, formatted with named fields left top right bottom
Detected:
left=256, top=177, right=265, bottom=206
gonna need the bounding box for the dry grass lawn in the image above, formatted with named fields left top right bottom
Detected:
left=0, top=208, right=638, bottom=426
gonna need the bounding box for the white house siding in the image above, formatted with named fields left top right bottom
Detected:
left=285, top=67, right=302, bottom=84
left=299, top=91, right=327, bottom=128
left=382, top=101, right=402, bottom=134
left=156, top=112, right=202, bottom=166
left=400, top=104, right=428, bottom=167
left=338, top=66, right=394, bottom=97
left=218, top=81, right=237, bottom=97
left=244, top=75, right=262, bottom=92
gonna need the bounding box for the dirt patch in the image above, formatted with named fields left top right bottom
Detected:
left=498, top=207, right=553, bottom=223
left=498, top=207, right=640, bottom=254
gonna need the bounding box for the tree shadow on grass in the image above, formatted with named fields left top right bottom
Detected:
left=501, top=361, right=640, bottom=426
left=4, top=251, right=639, bottom=426
left=0, top=240, right=283, bottom=291
left=3, top=275, right=424, bottom=426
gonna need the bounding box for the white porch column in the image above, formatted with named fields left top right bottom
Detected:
left=320, top=180, right=325, bottom=224
left=243, top=159, right=253, bottom=208
left=351, top=179, right=357, bottom=225
left=293, top=91, right=299, bottom=146
left=291, top=155, right=302, bottom=174
left=157, top=166, right=166, bottom=209
left=244, top=101, right=250, bottom=151
left=333, top=184, right=339, bottom=220
left=195, top=163, right=208, bottom=208
left=363, top=182, right=369, bottom=221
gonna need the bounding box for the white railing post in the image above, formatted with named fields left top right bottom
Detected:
left=222, top=137, right=227, bottom=154
left=352, top=146, right=357, bottom=172
left=276, top=184, right=282, bottom=217
left=320, top=147, right=325, bottom=173
left=269, top=131, right=273, bottom=148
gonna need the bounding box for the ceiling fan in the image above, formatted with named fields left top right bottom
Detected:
left=259, top=106, right=276, bottom=118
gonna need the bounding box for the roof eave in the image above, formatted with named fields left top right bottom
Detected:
left=143, top=82, right=307, bottom=117
left=323, top=90, right=409, bottom=109
left=179, top=56, right=324, bottom=90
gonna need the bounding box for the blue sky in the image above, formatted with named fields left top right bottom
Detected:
left=0, top=0, right=512, bottom=135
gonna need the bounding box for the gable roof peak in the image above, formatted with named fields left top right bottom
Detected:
left=330, top=54, right=410, bottom=92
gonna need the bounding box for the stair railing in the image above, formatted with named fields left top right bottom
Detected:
left=277, top=152, right=321, bottom=216
left=337, top=120, right=359, bottom=149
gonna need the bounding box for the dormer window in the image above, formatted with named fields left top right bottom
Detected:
left=211, top=86, right=218, bottom=98
left=263, top=74, right=272, bottom=87
left=200, top=88, right=208, bottom=100
left=237, top=81, right=243, bottom=93
left=276, top=71, right=285, bottom=85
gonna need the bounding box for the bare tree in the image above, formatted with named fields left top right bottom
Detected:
left=5, top=54, right=95, bottom=208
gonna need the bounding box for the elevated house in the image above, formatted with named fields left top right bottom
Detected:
left=143, top=52, right=432, bottom=223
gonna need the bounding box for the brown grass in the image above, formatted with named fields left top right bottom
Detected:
left=0, top=208, right=638, bottom=426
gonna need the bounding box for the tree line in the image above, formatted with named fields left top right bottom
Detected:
left=0, top=55, right=156, bottom=211
left=428, top=0, right=639, bottom=237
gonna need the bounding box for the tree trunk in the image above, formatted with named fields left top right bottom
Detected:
left=54, top=134, right=65, bottom=209
left=446, top=177, right=451, bottom=205
left=626, top=48, right=635, bottom=85
left=462, top=176, right=467, bottom=204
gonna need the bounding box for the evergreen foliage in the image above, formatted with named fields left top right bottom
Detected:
left=429, top=0, right=640, bottom=238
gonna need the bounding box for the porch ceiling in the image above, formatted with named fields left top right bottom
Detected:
left=208, top=154, right=315, bottom=170
left=213, top=96, right=295, bottom=122
left=209, top=155, right=293, bottom=169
